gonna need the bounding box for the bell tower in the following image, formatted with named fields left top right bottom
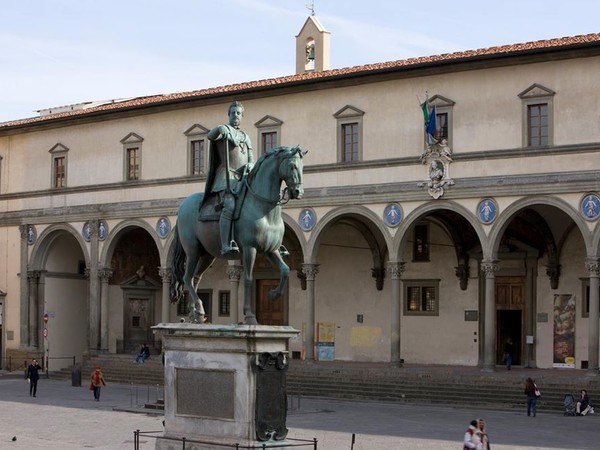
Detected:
left=295, top=14, right=330, bottom=74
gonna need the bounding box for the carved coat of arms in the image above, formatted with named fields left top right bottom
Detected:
left=418, top=139, right=454, bottom=199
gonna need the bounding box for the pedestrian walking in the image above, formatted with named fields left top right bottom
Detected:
left=524, top=377, right=540, bottom=417
left=463, top=419, right=483, bottom=449
left=90, top=366, right=106, bottom=401
left=477, top=418, right=491, bottom=450
left=26, top=359, right=42, bottom=397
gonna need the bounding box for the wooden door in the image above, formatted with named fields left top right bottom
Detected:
left=126, top=297, right=151, bottom=347
left=495, top=276, right=525, bottom=365
left=256, top=279, right=285, bottom=325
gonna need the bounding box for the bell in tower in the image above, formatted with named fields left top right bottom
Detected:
left=295, top=15, right=330, bottom=74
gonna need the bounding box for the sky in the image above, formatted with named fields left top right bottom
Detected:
left=1, top=0, right=598, bottom=123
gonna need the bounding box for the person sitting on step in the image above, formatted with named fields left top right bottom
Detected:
left=135, top=343, right=150, bottom=364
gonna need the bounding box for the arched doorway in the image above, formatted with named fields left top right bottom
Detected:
left=310, top=210, right=389, bottom=362
left=108, top=227, right=161, bottom=352
left=494, top=204, right=585, bottom=368
left=36, top=230, right=88, bottom=371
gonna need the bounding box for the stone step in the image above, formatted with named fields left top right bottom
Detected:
left=48, top=355, right=598, bottom=412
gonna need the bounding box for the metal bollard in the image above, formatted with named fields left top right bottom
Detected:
left=71, top=366, right=81, bottom=387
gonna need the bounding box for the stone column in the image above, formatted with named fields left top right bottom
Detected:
left=27, top=270, right=41, bottom=348
left=159, top=267, right=172, bottom=324
left=387, top=261, right=405, bottom=364
left=226, top=264, right=243, bottom=324
left=301, top=263, right=319, bottom=360
left=19, top=225, right=30, bottom=346
left=481, top=259, right=499, bottom=372
left=88, top=220, right=100, bottom=352
left=585, top=258, right=600, bottom=373
left=98, top=267, right=113, bottom=352
left=524, top=257, right=536, bottom=368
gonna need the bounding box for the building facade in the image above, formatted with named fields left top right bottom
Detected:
left=1, top=17, right=599, bottom=372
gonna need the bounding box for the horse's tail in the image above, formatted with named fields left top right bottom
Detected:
left=170, top=224, right=186, bottom=304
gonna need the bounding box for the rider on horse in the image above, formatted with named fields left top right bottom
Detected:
left=202, top=101, right=254, bottom=255
left=202, top=101, right=289, bottom=256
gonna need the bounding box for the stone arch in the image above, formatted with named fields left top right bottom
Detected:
left=101, top=218, right=165, bottom=268
left=487, top=196, right=590, bottom=258
left=307, top=205, right=392, bottom=291
left=30, top=223, right=90, bottom=269
left=27, top=223, right=89, bottom=369
left=307, top=205, right=392, bottom=264
left=394, top=201, right=487, bottom=261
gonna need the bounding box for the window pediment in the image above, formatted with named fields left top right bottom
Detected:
left=429, top=95, right=455, bottom=107
left=184, top=124, right=210, bottom=136
left=49, top=143, right=69, bottom=154
left=120, top=132, right=144, bottom=144
left=333, top=105, right=365, bottom=119
left=518, top=84, right=555, bottom=99
left=255, top=115, right=283, bottom=128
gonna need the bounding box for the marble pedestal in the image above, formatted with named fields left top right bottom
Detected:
left=152, top=323, right=299, bottom=450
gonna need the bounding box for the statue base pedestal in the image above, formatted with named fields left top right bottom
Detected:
left=152, top=323, right=300, bottom=450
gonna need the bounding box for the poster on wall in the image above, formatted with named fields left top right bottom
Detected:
left=316, top=322, right=335, bottom=361
left=553, top=294, right=576, bottom=368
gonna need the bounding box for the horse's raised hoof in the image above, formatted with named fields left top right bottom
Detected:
left=244, top=315, right=259, bottom=325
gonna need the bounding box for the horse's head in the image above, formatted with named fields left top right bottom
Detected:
left=278, top=145, right=307, bottom=200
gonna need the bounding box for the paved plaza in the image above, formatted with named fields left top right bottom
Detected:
left=0, top=373, right=597, bottom=449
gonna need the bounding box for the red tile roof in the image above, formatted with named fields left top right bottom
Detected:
left=2, top=32, right=599, bottom=129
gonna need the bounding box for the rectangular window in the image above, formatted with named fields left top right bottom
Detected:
left=342, top=123, right=359, bottom=162
left=261, top=132, right=277, bottom=153
left=127, top=147, right=140, bottom=180
left=413, top=224, right=430, bottom=262
left=404, top=280, right=440, bottom=315
left=191, top=139, right=205, bottom=175
left=527, top=104, right=548, bottom=146
left=219, top=291, right=231, bottom=316
left=54, top=156, right=66, bottom=187
left=436, top=112, right=448, bottom=141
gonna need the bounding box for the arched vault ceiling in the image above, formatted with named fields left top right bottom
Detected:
left=427, top=210, right=479, bottom=255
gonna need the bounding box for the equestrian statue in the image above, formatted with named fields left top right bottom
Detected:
left=170, top=101, right=307, bottom=324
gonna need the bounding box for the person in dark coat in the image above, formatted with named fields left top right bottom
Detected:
left=524, top=377, right=539, bottom=417
left=576, top=389, right=592, bottom=415
left=503, top=337, right=514, bottom=370
left=135, top=343, right=150, bottom=363
left=26, top=359, right=42, bottom=397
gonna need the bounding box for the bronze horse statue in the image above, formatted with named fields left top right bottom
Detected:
left=170, top=145, right=306, bottom=324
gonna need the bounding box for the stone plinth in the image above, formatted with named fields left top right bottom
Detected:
left=152, top=323, right=299, bottom=450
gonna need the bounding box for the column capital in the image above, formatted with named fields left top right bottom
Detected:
left=585, top=257, right=600, bottom=276
left=480, top=260, right=499, bottom=277
left=158, top=267, right=172, bottom=283
left=27, top=270, right=41, bottom=281
left=226, top=265, right=243, bottom=281
left=301, top=263, right=320, bottom=281
left=386, top=261, right=406, bottom=280
left=98, top=267, right=113, bottom=282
